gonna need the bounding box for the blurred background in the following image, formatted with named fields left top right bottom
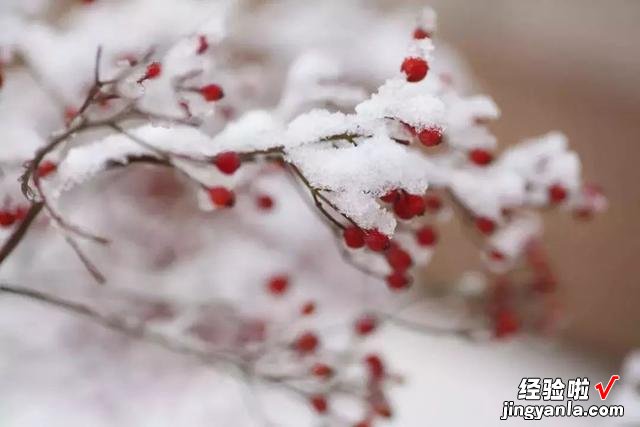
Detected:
left=382, top=1, right=640, bottom=423
left=417, top=0, right=640, bottom=361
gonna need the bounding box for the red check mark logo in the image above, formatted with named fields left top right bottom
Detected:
left=595, top=375, right=620, bottom=400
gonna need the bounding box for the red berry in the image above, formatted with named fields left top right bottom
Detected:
left=364, top=229, right=390, bottom=252
left=393, top=193, right=425, bottom=219
left=63, top=106, right=78, bottom=126
left=548, top=183, right=567, bottom=203
left=380, top=189, right=400, bottom=204
left=413, top=27, right=431, bottom=39
left=141, top=62, right=161, bottom=81
left=294, top=331, right=319, bottom=354
left=364, top=354, right=385, bottom=380
left=475, top=216, right=496, bottom=235
left=301, top=301, right=316, bottom=316
left=393, top=198, right=413, bottom=220
left=385, top=246, right=412, bottom=271
left=37, top=161, right=57, bottom=178
left=213, top=151, right=240, bottom=175
left=386, top=271, right=410, bottom=291
left=343, top=226, right=365, bottom=249
left=417, top=127, right=443, bottom=147
left=415, top=226, right=437, bottom=247
left=207, top=186, right=235, bottom=207
left=310, top=395, right=328, bottom=414
left=494, top=309, right=520, bottom=338
left=401, top=57, right=429, bottom=82
left=355, top=314, right=377, bottom=336
left=13, top=206, right=28, bottom=220
left=0, top=211, right=17, bottom=227
left=573, top=207, right=593, bottom=220
left=424, top=194, right=442, bottom=212
left=256, top=194, right=274, bottom=210
left=354, top=421, right=371, bottom=427
left=267, top=275, right=289, bottom=296
left=311, top=363, right=333, bottom=379
left=199, top=84, right=224, bottom=102
left=373, top=402, right=393, bottom=419
left=196, top=35, right=209, bottom=55
left=469, top=148, right=493, bottom=166
left=488, top=249, right=505, bottom=261
left=406, top=194, right=426, bottom=216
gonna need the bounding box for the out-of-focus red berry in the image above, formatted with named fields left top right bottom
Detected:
left=364, top=229, right=390, bottom=252
left=267, top=275, right=289, bottom=296
left=207, top=186, right=235, bottom=207
left=416, top=225, right=438, bottom=247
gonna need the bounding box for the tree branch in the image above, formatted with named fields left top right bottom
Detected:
left=0, top=202, right=43, bottom=265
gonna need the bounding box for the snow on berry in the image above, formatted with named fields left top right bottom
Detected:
left=355, top=78, right=445, bottom=132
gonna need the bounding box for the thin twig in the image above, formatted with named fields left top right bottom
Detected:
left=0, top=202, right=44, bottom=265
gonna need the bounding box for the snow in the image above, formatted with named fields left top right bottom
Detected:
left=356, top=77, right=446, bottom=130
left=0, top=2, right=610, bottom=426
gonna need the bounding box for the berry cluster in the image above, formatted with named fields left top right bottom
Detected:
left=259, top=273, right=399, bottom=424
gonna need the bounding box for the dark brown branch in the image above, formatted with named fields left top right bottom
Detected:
left=63, top=235, right=106, bottom=284
left=0, top=202, right=44, bottom=265
left=94, top=45, right=103, bottom=84
left=287, top=163, right=350, bottom=230
left=284, top=165, right=386, bottom=280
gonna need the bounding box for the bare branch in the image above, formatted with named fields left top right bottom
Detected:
left=0, top=202, right=44, bottom=265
